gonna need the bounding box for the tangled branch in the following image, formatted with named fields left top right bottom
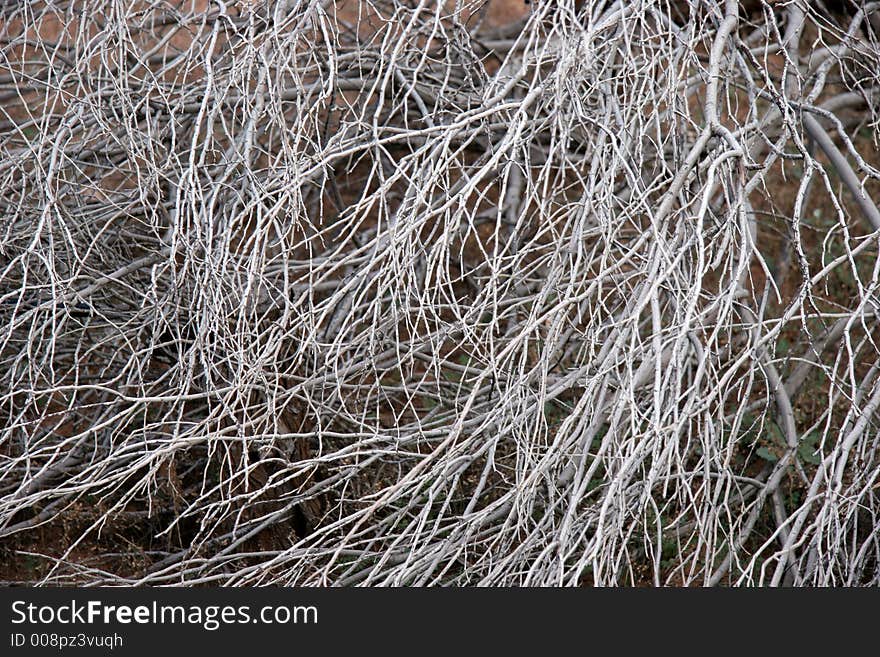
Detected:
left=2, top=0, right=880, bottom=585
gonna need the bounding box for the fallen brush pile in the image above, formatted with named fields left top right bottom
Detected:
left=1, top=0, right=880, bottom=585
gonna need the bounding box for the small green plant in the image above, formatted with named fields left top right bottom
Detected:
left=797, top=432, right=822, bottom=466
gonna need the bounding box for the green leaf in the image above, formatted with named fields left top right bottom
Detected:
left=798, top=443, right=821, bottom=465
left=756, top=447, right=778, bottom=463
left=801, top=431, right=820, bottom=447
